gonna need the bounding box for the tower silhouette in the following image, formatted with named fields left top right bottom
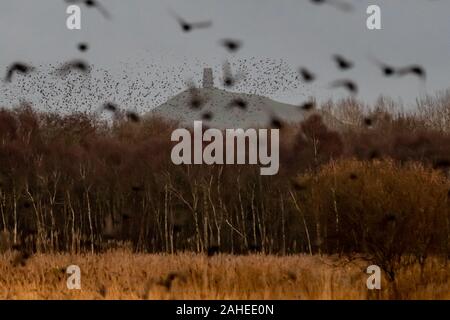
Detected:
left=203, top=68, right=214, bottom=88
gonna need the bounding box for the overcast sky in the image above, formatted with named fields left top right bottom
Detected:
left=0, top=0, right=449, bottom=111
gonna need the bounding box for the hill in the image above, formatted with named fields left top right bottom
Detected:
left=148, top=68, right=346, bottom=130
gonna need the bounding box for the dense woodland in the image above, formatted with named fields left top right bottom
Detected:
left=0, top=93, right=450, bottom=279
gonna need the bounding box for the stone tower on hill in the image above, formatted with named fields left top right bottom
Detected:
left=149, top=67, right=345, bottom=130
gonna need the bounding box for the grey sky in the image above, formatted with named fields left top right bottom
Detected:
left=0, top=0, right=449, bottom=111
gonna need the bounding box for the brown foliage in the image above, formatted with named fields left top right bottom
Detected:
left=0, top=96, right=448, bottom=267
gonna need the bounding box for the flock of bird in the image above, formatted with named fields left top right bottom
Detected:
left=0, top=0, right=438, bottom=263
left=2, top=0, right=428, bottom=128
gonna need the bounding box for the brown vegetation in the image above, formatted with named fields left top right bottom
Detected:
left=0, top=92, right=449, bottom=299
left=0, top=251, right=448, bottom=299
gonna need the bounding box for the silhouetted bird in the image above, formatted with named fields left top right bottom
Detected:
left=173, top=224, right=182, bottom=234
left=292, top=181, right=307, bottom=191
left=223, top=77, right=234, bottom=87
left=23, top=201, right=32, bottom=209
left=381, top=213, right=398, bottom=227
left=368, top=56, right=396, bottom=77
left=78, top=43, right=89, bottom=52
left=433, top=159, right=450, bottom=170
left=369, top=150, right=380, bottom=160
left=270, top=117, right=284, bottom=129
left=102, top=102, right=119, bottom=113
left=330, top=79, right=358, bottom=94
left=299, top=101, right=315, bottom=111
left=190, top=95, right=204, bottom=109
left=228, top=98, right=248, bottom=110
left=222, top=62, right=235, bottom=87
left=66, top=0, right=111, bottom=19
left=202, top=112, right=213, bottom=121
left=310, top=0, right=353, bottom=12
left=11, top=247, right=31, bottom=267
left=4, top=62, right=34, bottom=82
left=207, top=246, right=220, bottom=257
left=56, top=60, right=90, bottom=75
left=131, top=185, right=144, bottom=192
left=397, top=65, right=426, bottom=80
left=220, top=39, right=242, bottom=53
left=170, top=11, right=212, bottom=32
left=385, top=213, right=397, bottom=222
left=299, top=67, right=316, bottom=83
left=333, top=54, right=353, bottom=70
left=382, top=65, right=395, bottom=76
left=157, top=272, right=180, bottom=290
left=248, top=244, right=261, bottom=253
left=186, top=81, right=206, bottom=109
left=363, top=117, right=373, bottom=127
left=222, top=61, right=243, bottom=88
left=126, top=111, right=140, bottom=122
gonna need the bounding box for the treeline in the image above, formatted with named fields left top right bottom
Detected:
left=0, top=96, right=449, bottom=273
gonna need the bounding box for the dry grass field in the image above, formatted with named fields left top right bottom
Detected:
left=0, top=250, right=449, bottom=300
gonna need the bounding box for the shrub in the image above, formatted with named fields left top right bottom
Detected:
left=294, top=159, right=450, bottom=280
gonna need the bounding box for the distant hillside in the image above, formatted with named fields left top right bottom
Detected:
left=148, top=67, right=345, bottom=130
left=149, top=87, right=299, bottom=128
left=149, top=87, right=343, bottom=130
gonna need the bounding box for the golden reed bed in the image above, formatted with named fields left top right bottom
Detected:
left=0, top=250, right=449, bottom=300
